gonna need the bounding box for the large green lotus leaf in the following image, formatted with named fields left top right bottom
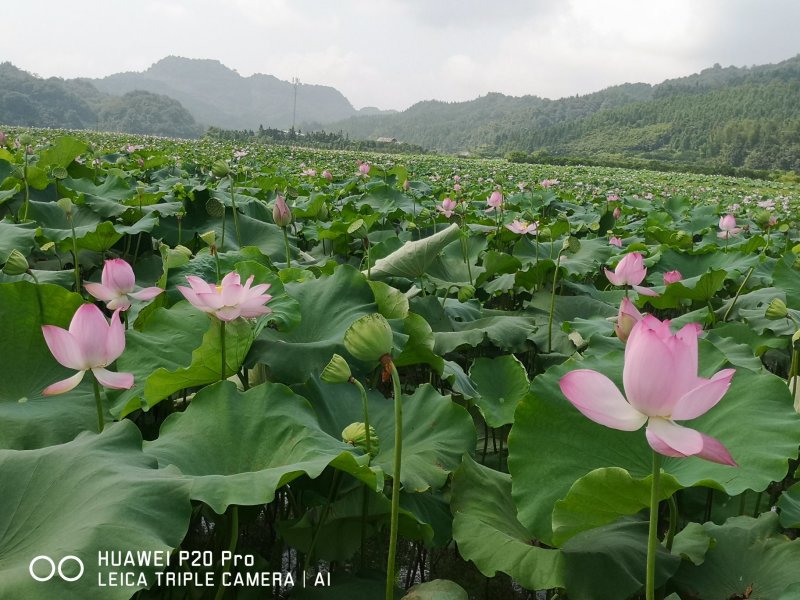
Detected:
left=0, top=282, right=101, bottom=449
left=404, top=580, right=468, bottom=599
left=424, top=234, right=486, bottom=287
left=450, top=455, right=565, bottom=591
left=144, top=381, right=379, bottom=514
left=36, top=136, right=88, bottom=169
left=559, top=237, right=614, bottom=277
left=772, top=254, right=800, bottom=310
left=671, top=521, right=713, bottom=565
left=368, top=223, right=460, bottom=280
left=648, top=269, right=728, bottom=309
left=469, top=355, right=529, bottom=428
left=551, top=467, right=682, bottom=546
left=777, top=481, right=800, bottom=528
left=672, top=513, right=800, bottom=599
left=0, top=421, right=191, bottom=600
left=656, top=248, right=759, bottom=279
left=433, top=313, right=538, bottom=355
left=111, top=301, right=254, bottom=417
left=299, top=377, right=475, bottom=493
left=248, top=265, right=377, bottom=383
left=561, top=518, right=680, bottom=600
left=0, top=220, right=37, bottom=263
left=509, top=343, right=800, bottom=544
left=368, top=279, right=409, bottom=319
left=355, top=183, right=416, bottom=214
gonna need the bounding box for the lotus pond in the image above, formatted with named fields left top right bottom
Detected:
left=1, top=129, right=800, bottom=600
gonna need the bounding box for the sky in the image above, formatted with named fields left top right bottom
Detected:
left=3, top=0, right=800, bottom=111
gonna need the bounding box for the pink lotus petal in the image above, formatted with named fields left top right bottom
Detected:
left=671, top=369, right=735, bottom=420
left=43, top=370, right=86, bottom=396
left=105, top=310, right=126, bottom=363
left=632, top=285, right=659, bottom=297
left=221, top=271, right=241, bottom=287
left=248, top=283, right=272, bottom=297
left=42, top=325, right=85, bottom=370
left=215, top=306, right=242, bottom=321
left=129, top=286, right=163, bottom=301
left=177, top=285, right=207, bottom=311
left=106, top=297, right=132, bottom=311
left=186, top=276, right=214, bottom=294
left=69, top=304, right=112, bottom=368
left=624, top=324, right=676, bottom=416
left=604, top=267, right=625, bottom=286
left=101, top=259, right=135, bottom=294
left=84, top=282, right=118, bottom=302
left=559, top=369, right=647, bottom=431
left=645, top=418, right=704, bottom=457
left=92, top=367, right=134, bottom=390
left=615, top=297, right=643, bottom=343
left=697, top=431, right=737, bottom=466
left=238, top=301, right=272, bottom=319
left=196, top=290, right=225, bottom=310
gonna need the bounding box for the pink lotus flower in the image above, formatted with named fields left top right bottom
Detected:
left=322, top=169, right=333, bottom=181
left=42, top=304, right=134, bottom=395
left=505, top=219, right=539, bottom=235
left=302, top=168, right=317, bottom=177
left=85, top=259, right=163, bottom=311
left=560, top=315, right=736, bottom=465
left=437, top=197, right=457, bottom=218
left=485, top=191, right=503, bottom=213
left=177, top=272, right=272, bottom=322
left=273, top=194, right=292, bottom=227
left=605, top=252, right=658, bottom=296
left=540, top=179, right=559, bottom=188
left=233, top=150, right=248, bottom=159
left=718, top=214, right=742, bottom=239
left=609, top=236, right=623, bottom=248
left=453, top=183, right=461, bottom=192
left=615, top=297, right=643, bottom=342
left=663, top=270, right=683, bottom=285
left=453, top=175, right=461, bottom=183
left=607, top=194, right=620, bottom=202
left=613, top=207, right=622, bottom=219
left=358, top=162, right=370, bottom=176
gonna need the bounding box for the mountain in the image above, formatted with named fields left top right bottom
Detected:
left=90, top=56, right=360, bottom=130
left=328, top=56, right=800, bottom=172
left=0, top=62, right=202, bottom=138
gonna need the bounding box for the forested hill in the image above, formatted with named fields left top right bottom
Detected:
left=0, top=62, right=202, bottom=138
left=329, top=56, right=800, bottom=172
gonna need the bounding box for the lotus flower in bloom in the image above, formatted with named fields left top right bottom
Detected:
left=609, top=236, right=623, bottom=248
left=437, top=197, right=457, bottom=218
left=85, top=259, right=163, bottom=311
left=322, top=169, right=333, bottom=181
left=358, top=162, right=370, bottom=176
left=663, top=270, right=683, bottom=285
left=605, top=252, right=658, bottom=296
left=613, top=207, right=622, bottom=219
left=540, top=179, right=559, bottom=188
left=42, top=304, right=134, bottom=395
left=505, top=219, right=539, bottom=235
left=485, top=191, right=503, bottom=212
left=560, top=315, right=736, bottom=465
left=177, top=272, right=272, bottom=322
left=718, top=214, right=742, bottom=239
left=615, top=297, right=643, bottom=342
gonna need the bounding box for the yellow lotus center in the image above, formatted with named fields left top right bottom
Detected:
left=216, top=285, right=223, bottom=293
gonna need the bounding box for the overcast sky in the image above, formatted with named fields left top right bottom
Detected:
left=3, top=0, right=799, bottom=110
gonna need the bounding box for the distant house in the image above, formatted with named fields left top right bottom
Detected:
left=376, top=136, right=397, bottom=143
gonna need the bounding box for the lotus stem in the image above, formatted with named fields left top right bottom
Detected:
left=283, top=227, right=292, bottom=268
left=69, top=216, right=81, bottom=293
left=214, top=505, right=238, bottom=600
left=305, top=470, right=343, bottom=573
left=92, top=372, right=105, bottom=433
left=547, top=253, right=562, bottom=353
left=229, top=175, right=242, bottom=247
left=220, top=320, right=226, bottom=382
left=351, top=378, right=373, bottom=456
left=666, top=495, right=678, bottom=551
left=722, top=266, right=754, bottom=323
left=646, top=451, right=662, bottom=600
left=385, top=361, right=403, bottom=600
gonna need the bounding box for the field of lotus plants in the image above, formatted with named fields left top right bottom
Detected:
left=2, top=129, right=800, bottom=600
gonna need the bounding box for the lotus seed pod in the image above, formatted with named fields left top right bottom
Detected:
left=344, top=313, right=393, bottom=363
left=458, top=284, right=476, bottom=302
left=199, top=231, right=217, bottom=247
left=347, top=218, right=367, bottom=238
left=321, top=354, right=352, bottom=384
left=562, top=236, right=581, bottom=254
left=765, top=298, right=789, bottom=320
left=51, top=166, right=68, bottom=180
left=205, top=198, right=225, bottom=218
left=2, top=249, right=29, bottom=275
left=56, top=197, right=73, bottom=216
left=211, top=160, right=229, bottom=178
left=342, top=422, right=378, bottom=456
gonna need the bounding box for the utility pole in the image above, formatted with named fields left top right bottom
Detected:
left=291, top=77, right=300, bottom=134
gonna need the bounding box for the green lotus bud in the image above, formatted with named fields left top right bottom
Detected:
left=341, top=422, right=378, bottom=456
left=199, top=230, right=217, bottom=247
left=418, top=208, right=430, bottom=219
left=765, top=298, right=789, bottom=320
left=347, top=218, right=368, bottom=239
left=115, top=156, right=129, bottom=167
left=3, top=249, right=29, bottom=275
left=321, top=354, right=352, bottom=384
left=344, top=313, right=394, bottom=363
left=211, top=160, right=229, bottom=178
left=753, top=209, right=772, bottom=229
left=458, top=284, right=476, bottom=302
left=56, top=197, right=73, bottom=216
left=51, top=166, right=68, bottom=180
left=161, top=244, right=192, bottom=268
left=19, top=134, right=33, bottom=146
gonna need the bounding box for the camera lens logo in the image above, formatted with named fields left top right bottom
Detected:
left=29, top=556, right=84, bottom=582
